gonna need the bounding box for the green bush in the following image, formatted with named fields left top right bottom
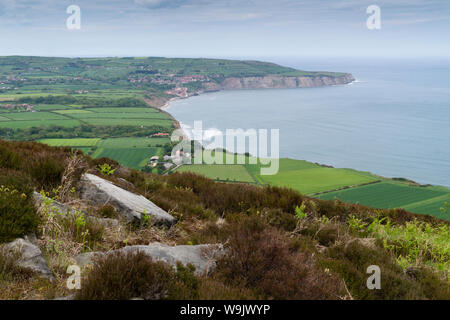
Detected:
left=0, top=187, right=40, bottom=243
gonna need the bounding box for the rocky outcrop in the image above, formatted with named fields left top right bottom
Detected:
left=75, top=243, right=224, bottom=276
left=79, top=173, right=175, bottom=226
left=202, top=73, right=354, bottom=92
left=3, top=235, right=54, bottom=280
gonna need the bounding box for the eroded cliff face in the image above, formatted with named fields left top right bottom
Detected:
left=201, top=73, right=355, bottom=92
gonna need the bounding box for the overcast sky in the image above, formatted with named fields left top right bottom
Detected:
left=0, top=0, right=449, bottom=58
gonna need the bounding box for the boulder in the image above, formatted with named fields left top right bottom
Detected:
left=75, top=243, right=224, bottom=276
left=79, top=174, right=175, bottom=226
left=3, top=236, right=54, bottom=280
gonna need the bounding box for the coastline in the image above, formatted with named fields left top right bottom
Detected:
left=153, top=84, right=449, bottom=191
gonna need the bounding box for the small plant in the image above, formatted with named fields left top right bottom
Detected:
left=139, top=209, right=152, bottom=228
left=98, top=163, right=116, bottom=176
left=295, top=202, right=307, bottom=220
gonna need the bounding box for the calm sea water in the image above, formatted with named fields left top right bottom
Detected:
left=167, top=57, right=450, bottom=187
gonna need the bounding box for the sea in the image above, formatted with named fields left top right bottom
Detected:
left=166, top=57, right=450, bottom=187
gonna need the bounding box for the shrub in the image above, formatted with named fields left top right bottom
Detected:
left=29, top=157, right=65, bottom=189
left=0, top=248, right=35, bottom=283
left=215, top=216, right=344, bottom=299
left=0, top=145, right=22, bottom=169
left=0, top=168, right=33, bottom=195
left=77, top=251, right=200, bottom=300
left=0, top=187, right=40, bottom=243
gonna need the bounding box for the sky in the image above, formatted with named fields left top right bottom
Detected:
left=0, top=0, right=449, bottom=59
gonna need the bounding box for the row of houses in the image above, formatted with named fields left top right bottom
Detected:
left=0, top=103, right=34, bottom=111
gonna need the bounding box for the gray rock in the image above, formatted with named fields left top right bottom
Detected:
left=79, top=173, right=175, bottom=226
left=75, top=243, right=224, bottom=276
left=3, top=237, right=54, bottom=280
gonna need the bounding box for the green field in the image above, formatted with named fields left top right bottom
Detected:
left=54, top=109, right=93, bottom=114
left=70, top=112, right=170, bottom=120
left=98, top=137, right=170, bottom=148
left=317, top=182, right=449, bottom=219
left=0, top=119, right=81, bottom=129
left=39, top=138, right=100, bottom=147
left=176, top=164, right=256, bottom=183
left=87, top=107, right=160, bottom=113
left=3, top=112, right=70, bottom=121
left=34, top=104, right=75, bottom=111
left=256, top=167, right=378, bottom=195
left=91, top=147, right=162, bottom=169
left=81, top=118, right=172, bottom=127
left=245, top=158, right=379, bottom=195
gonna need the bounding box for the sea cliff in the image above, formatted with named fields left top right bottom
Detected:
left=201, top=73, right=355, bottom=91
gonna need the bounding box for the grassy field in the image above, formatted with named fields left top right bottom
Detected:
left=173, top=155, right=449, bottom=220
left=91, top=147, right=162, bottom=169
left=98, top=137, right=170, bottom=148
left=0, top=104, right=174, bottom=131
left=255, top=167, right=379, bottom=195
left=176, top=164, right=257, bottom=183
left=317, top=181, right=449, bottom=219
left=81, top=118, right=172, bottom=127
left=39, top=138, right=100, bottom=147
left=38, top=136, right=170, bottom=168
left=245, top=158, right=379, bottom=195
left=3, top=112, right=70, bottom=121
left=0, top=119, right=81, bottom=129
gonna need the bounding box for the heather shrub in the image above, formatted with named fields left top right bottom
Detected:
left=0, top=248, right=35, bottom=282
left=29, top=156, right=65, bottom=190
left=0, top=145, right=22, bottom=169
left=0, top=168, right=33, bottom=194
left=0, top=187, right=40, bottom=243
left=0, top=140, right=72, bottom=191
left=260, top=208, right=297, bottom=232
left=215, top=216, right=344, bottom=299
left=77, top=251, right=200, bottom=300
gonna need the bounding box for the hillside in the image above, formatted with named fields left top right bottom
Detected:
left=0, top=56, right=353, bottom=107
left=0, top=140, right=448, bottom=300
